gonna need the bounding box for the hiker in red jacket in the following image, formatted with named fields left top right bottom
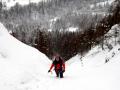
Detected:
left=48, top=53, right=65, bottom=78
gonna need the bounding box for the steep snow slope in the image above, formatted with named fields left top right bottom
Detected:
left=81, top=24, right=120, bottom=67
left=0, top=22, right=51, bottom=90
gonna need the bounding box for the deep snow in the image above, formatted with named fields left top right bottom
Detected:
left=0, top=22, right=120, bottom=90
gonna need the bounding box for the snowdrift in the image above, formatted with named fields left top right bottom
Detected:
left=0, top=22, right=51, bottom=90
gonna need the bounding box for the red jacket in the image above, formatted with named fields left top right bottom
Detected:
left=49, top=57, right=65, bottom=71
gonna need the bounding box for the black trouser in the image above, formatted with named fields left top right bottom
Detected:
left=55, top=69, right=63, bottom=78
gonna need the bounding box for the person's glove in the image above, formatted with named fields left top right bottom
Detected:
left=48, top=70, right=51, bottom=73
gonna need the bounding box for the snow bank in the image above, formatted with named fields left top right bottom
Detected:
left=80, top=45, right=120, bottom=68
left=0, top=22, right=51, bottom=90
left=77, top=24, right=120, bottom=68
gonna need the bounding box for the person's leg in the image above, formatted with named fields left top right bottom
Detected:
left=60, top=70, right=63, bottom=78
left=55, top=70, right=59, bottom=77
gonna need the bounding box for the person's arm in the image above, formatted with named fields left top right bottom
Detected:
left=49, top=64, right=54, bottom=72
left=61, top=57, right=65, bottom=71
left=63, top=63, right=65, bottom=71
left=48, top=57, right=55, bottom=72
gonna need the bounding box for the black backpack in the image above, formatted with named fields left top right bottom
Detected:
left=53, top=57, right=63, bottom=70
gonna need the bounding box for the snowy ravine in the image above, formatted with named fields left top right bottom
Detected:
left=0, top=22, right=120, bottom=90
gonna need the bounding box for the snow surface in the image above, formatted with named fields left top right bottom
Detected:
left=49, top=17, right=78, bottom=32
left=67, top=27, right=78, bottom=32
left=0, top=22, right=120, bottom=90
left=0, top=22, right=51, bottom=90
left=3, top=0, right=45, bottom=8
left=96, top=0, right=115, bottom=7
left=90, top=0, right=115, bottom=9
